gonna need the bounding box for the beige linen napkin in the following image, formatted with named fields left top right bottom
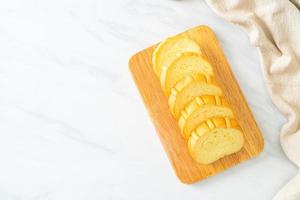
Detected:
left=205, top=0, right=300, bottom=199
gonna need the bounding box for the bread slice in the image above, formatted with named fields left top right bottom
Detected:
left=178, top=96, right=227, bottom=134
left=152, top=36, right=201, bottom=77
left=161, top=53, right=214, bottom=95
left=188, top=126, right=244, bottom=164
left=169, top=79, right=222, bottom=119
left=179, top=105, right=233, bottom=139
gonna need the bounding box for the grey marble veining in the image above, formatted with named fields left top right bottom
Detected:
left=0, top=0, right=297, bottom=199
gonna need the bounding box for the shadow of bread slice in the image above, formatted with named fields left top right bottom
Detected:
left=152, top=36, right=201, bottom=77
left=160, top=53, right=213, bottom=95
left=169, top=79, right=222, bottom=119
left=179, top=105, right=233, bottom=139
left=188, top=125, right=244, bottom=164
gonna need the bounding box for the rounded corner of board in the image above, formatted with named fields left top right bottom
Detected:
left=176, top=175, right=201, bottom=185
left=193, top=25, right=215, bottom=34
left=128, top=53, right=139, bottom=69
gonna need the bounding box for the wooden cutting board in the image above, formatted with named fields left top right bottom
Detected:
left=129, top=25, right=264, bottom=184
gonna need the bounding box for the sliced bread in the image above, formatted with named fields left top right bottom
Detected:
left=152, top=36, right=201, bottom=77
left=188, top=127, right=244, bottom=164
left=169, top=80, right=222, bottom=119
left=179, top=105, right=233, bottom=139
left=160, top=53, right=214, bottom=95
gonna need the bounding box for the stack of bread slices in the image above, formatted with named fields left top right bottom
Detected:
left=152, top=35, right=244, bottom=164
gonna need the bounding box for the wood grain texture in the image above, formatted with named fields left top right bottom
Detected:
left=128, top=25, right=264, bottom=184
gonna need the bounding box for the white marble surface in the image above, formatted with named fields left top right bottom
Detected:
left=0, top=0, right=297, bottom=199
